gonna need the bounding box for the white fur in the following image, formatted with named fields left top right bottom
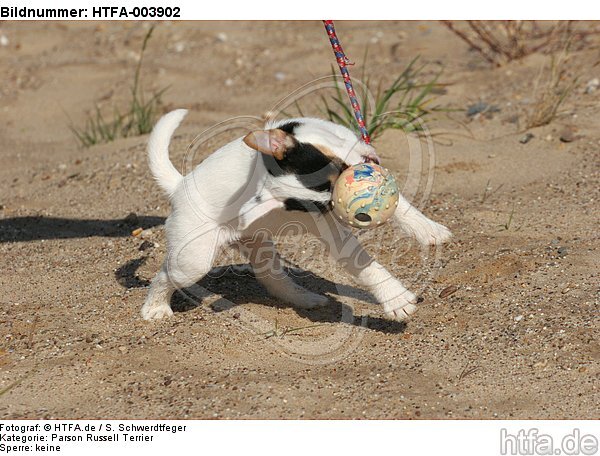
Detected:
left=147, top=109, right=188, bottom=196
left=141, top=110, right=452, bottom=321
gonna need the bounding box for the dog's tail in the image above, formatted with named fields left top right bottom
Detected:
left=147, top=109, right=188, bottom=196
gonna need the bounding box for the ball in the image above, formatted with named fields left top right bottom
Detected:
left=331, top=163, right=399, bottom=229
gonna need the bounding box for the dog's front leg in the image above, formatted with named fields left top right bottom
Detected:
left=313, top=213, right=417, bottom=320
left=393, top=193, right=452, bottom=246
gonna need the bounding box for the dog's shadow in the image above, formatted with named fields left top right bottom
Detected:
left=116, top=257, right=407, bottom=334
left=0, top=215, right=165, bottom=242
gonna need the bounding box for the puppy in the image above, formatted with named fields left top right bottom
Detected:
left=142, top=109, right=451, bottom=321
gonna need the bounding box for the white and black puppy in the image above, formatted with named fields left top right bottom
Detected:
left=142, top=109, right=451, bottom=321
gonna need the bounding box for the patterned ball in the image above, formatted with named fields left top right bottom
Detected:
left=331, top=163, right=399, bottom=229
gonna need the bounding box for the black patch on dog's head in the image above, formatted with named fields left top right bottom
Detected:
left=262, top=141, right=347, bottom=192
left=277, top=121, right=301, bottom=135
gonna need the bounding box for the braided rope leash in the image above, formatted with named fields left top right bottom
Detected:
left=323, top=20, right=372, bottom=146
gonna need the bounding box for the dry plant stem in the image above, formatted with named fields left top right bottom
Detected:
left=525, top=48, right=576, bottom=129
left=442, top=21, right=498, bottom=66
left=443, top=20, right=600, bottom=66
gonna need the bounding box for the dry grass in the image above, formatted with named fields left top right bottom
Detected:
left=524, top=48, right=577, bottom=129
left=442, top=21, right=599, bottom=67
left=69, top=25, right=167, bottom=147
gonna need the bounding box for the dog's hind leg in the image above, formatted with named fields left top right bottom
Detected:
left=142, top=266, right=177, bottom=320
left=237, top=233, right=328, bottom=309
left=141, top=223, right=226, bottom=320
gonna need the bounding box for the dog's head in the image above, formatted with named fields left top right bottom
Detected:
left=244, top=117, right=379, bottom=165
left=243, top=118, right=379, bottom=195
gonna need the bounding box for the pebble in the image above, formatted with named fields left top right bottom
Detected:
left=557, top=246, right=568, bottom=257
left=585, top=78, right=599, bottom=94
left=174, top=42, right=185, bottom=53
left=466, top=102, right=500, bottom=118
left=139, top=240, right=153, bottom=251
left=0, top=35, right=8, bottom=47
left=274, top=72, right=286, bottom=82
left=131, top=228, right=143, bottom=237
left=140, top=229, right=153, bottom=239
left=514, top=315, right=524, bottom=322
left=519, top=133, right=534, bottom=144
left=439, top=285, right=458, bottom=299
left=559, top=126, right=577, bottom=143
left=224, top=78, right=234, bottom=87
left=216, top=32, right=228, bottom=43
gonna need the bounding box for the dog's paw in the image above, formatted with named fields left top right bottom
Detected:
left=141, top=303, right=174, bottom=320
left=409, top=218, right=452, bottom=246
left=289, top=290, right=329, bottom=309
left=382, top=290, right=418, bottom=321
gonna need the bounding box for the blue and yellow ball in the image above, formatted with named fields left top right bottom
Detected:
left=331, top=163, right=399, bottom=229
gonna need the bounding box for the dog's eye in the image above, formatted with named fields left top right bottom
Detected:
left=354, top=213, right=372, bottom=223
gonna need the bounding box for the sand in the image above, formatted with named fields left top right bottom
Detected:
left=0, top=21, right=598, bottom=419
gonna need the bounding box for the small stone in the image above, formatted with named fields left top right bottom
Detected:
left=174, top=42, right=185, bottom=53
left=216, top=33, right=228, bottom=42
left=519, top=133, right=534, bottom=144
left=559, top=126, right=577, bottom=143
left=439, top=285, right=458, bottom=299
left=0, top=35, right=8, bottom=47
left=514, top=315, right=523, bottom=322
left=557, top=246, right=568, bottom=257
left=545, top=134, right=553, bottom=142
left=585, top=78, right=599, bottom=94
left=274, top=72, right=286, bottom=81
left=224, top=78, right=234, bottom=87
left=131, top=228, right=143, bottom=237
left=118, top=346, right=127, bottom=353
left=467, top=102, right=500, bottom=118
left=140, top=229, right=153, bottom=239
left=139, top=240, right=153, bottom=251
left=233, top=312, right=241, bottom=319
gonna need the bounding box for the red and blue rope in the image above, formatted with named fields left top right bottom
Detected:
left=323, top=20, right=371, bottom=146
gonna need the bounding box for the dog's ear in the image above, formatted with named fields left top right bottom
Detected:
left=243, top=129, right=295, bottom=160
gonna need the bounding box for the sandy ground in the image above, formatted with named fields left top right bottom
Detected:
left=0, top=21, right=598, bottom=419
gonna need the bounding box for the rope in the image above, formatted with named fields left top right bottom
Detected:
left=323, top=20, right=371, bottom=146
